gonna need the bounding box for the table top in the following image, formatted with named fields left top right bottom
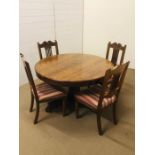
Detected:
left=35, top=53, right=114, bottom=86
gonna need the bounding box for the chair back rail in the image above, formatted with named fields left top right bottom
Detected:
left=37, top=40, right=59, bottom=59
left=20, top=53, right=39, bottom=100
left=106, top=42, right=126, bottom=65
left=98, top=61, right=130, bottom=110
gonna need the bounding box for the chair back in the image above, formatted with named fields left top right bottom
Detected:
left=106, top=42, right=126, bottom=65
left=20, top=53, right=38, bottom=100
left=98, top=61, right=130, bottom=108
left=37, top=40, right=59, bottom=59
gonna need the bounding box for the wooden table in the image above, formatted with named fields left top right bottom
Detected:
left=35, top=53, right=113, bottom=86
left=35, top=53, right=113, bottom=111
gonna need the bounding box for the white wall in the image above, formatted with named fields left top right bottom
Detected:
left=83, top=0, right=135, bottom=68
left=54, top=0, right=83, bottom=52
left=19, top=0, right=83, bottom=86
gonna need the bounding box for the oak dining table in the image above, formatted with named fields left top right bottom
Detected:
left=35, top=53, right=114, bottom=111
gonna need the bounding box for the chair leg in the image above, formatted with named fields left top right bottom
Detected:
left=62, top=97, right=67, bottom=116
left=96, top=113, right=103, bottom=135
left=112, top=102, right=117, bottom=125
left=34, top=102, right=40, bottom=124
left=29, top=91, right=34, bottom=112
left=75, top=102, right=80, bottom=118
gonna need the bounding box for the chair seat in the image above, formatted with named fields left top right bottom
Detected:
left=75, top=85, right=116, bottom=109
left=36, top=83, right=66, bottom=101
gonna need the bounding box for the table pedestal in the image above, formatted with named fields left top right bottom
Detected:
left=67, top=86, right=80, bottom=111
left=45, top=86, right=80, bottom=113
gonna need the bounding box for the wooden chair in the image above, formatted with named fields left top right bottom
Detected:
left=37, top=40, right=59, bottom=60
left=106, top=42, right=126, bottom=65
left=74, top=61, right=130, bottom=135
left=20, top=53, right=67, bottom=124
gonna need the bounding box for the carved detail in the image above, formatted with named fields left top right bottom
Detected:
left=109, top=42, right=125, bottom=51
left=103, top=62, right=129, bottom=99
left=106, top=41, right=126, bottom=65
left=104, top=74, right=120, bottom=97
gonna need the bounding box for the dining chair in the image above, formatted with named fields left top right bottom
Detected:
left=74, top=61, right=130, bottom=135
left=37, top=40, right=59, bottom=60
left=20, top=53, right=67, bottom=124
left=106, top=42, right=126, bottom=65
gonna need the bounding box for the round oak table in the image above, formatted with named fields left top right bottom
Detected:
left=35, top=53, right=113, bottom=86
left=35, top=53, right=113, bottom=112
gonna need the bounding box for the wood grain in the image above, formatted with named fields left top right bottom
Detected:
left=35, top=53, right=114, bottom=86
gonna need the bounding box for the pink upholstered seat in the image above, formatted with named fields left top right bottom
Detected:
left=36, top=83, right=66, bottom=101
left=75, top=85, right=116, bottom=109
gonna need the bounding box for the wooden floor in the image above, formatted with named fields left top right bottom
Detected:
left=19, top=69, right=135, bottom=155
